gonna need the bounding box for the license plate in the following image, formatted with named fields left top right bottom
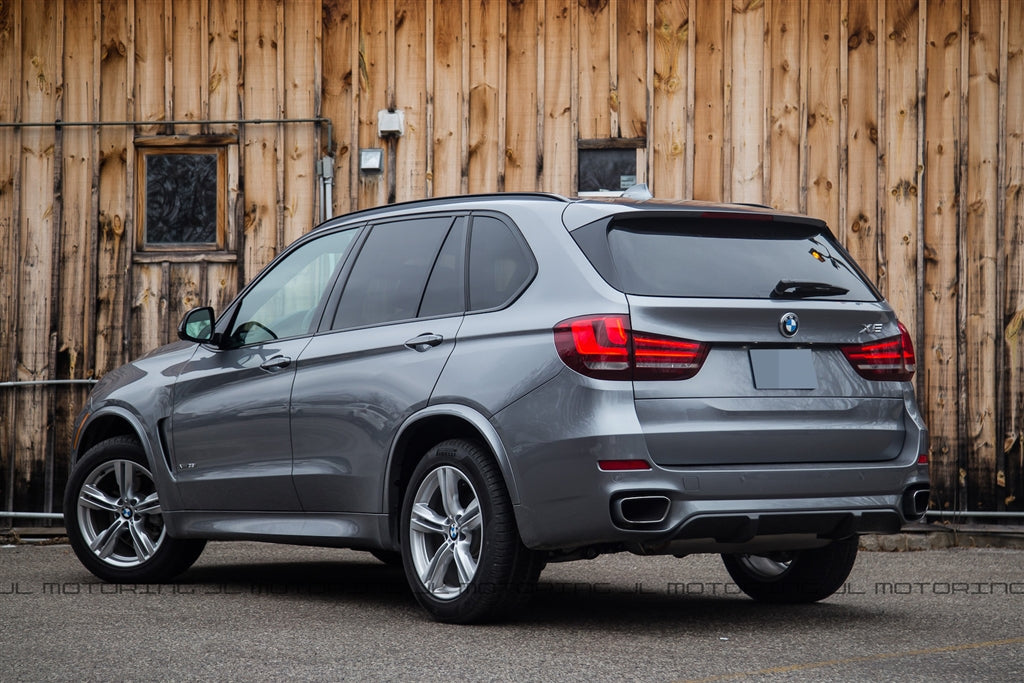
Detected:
left=749, top=348, right=817, bottom=390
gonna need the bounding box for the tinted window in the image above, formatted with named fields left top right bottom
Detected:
left=334, top=217, right=454, bottom=329
left=468, top=216, right=533, bottom=311
left=228, top=228, right=357, bottom=346
left=418, top=218, right=467, bottom=318
left=576, top=217, right=878, bottom=301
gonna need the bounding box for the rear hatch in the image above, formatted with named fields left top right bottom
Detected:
left=570, top=208, right=913, bottom=467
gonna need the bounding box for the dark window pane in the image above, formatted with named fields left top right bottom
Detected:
left=145, top=153, right=218, bottom=244
left=468, top=217, right=532, bottom=311
left=418, top=218, right=466, bottom=318
left=578, top=148, right=636, bottom=192
left=576, top=217, right=878, bottom=301
left=334, top=217, right=453, bottom=329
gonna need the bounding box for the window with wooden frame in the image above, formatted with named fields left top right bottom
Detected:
left=577, top=137, right=646, bottom=195
left=135, top=137, right=231, bottom=252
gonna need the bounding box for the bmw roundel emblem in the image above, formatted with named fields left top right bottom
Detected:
left=779, top=312, right=799, bottom=338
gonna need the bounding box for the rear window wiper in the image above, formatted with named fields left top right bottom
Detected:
left=770, top=280, right=850, bottom=299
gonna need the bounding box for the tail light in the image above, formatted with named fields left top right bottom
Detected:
left=554, top=314, right=708, bottom=381
left=840, top=321, right=916, bottom=381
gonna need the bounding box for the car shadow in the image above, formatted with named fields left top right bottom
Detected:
left=174, top=554, right=884, bottom=630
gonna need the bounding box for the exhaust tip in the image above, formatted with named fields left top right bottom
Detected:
left=903, top=487, right=930, bottom=519
left=613, top=495, right=671, bottom=526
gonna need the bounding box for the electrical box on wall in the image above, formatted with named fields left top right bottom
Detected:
left=359, top=148, right=384, bottom=173
left=377, top=109, right=405, bottom=138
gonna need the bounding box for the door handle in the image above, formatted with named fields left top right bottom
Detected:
left=260, top=355, right=292, bottom=371
left=404, top=333, right=444, bottom=352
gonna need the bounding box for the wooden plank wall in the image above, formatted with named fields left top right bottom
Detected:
left=0, top=0, right=1022, bottom=518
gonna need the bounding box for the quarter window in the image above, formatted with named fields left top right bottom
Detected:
left=468, top=216, right=533, bottom=311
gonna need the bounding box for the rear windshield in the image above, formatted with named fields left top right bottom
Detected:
left=572, top=216, right=879, bottom=301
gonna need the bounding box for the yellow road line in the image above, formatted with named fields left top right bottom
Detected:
left=682, top=636, right=1024, bottom=682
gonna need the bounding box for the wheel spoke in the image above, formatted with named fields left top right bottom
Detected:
left=78, top=483, right=120, bottom=513
left=424, top=543, right=455, bottom=593
left=127, top=519, right=156, bottom=562
left=458, top=498, right=481, bottom=531
left=452, top=540, right=477, bottom=587
left=134, top=491, right=161, bottom=516
left=114, top=460, right=134, bottom=501
left=439, top=467, right=463, bottom=519
left=90, top=518, right=128, bottom=560
left=410, top=502, right=448, bottom=535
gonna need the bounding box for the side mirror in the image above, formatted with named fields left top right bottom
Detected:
left=178, top=307, right=216, bottom=343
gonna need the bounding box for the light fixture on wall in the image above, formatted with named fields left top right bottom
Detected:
left=359, top=148, right=384, bottom=174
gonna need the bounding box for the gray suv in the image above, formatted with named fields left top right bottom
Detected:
left=65, top=191, right=929, bottom=623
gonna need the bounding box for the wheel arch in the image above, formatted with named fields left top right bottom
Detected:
left=383, top=404, right=520, bottom=548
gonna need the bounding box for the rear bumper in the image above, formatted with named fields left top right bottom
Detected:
left=495, top=369, right=929, bottom=553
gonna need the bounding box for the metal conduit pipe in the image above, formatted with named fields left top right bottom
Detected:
left=0, top=380, right=98, bottom=388
left=0, top=512, right=64, bottom=520
left=0, top=116, right=334, bottom=151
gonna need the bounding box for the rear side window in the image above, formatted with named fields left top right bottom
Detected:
left=574, top=216, right=879, bottom=301
left=468, top=216, right=534, bottom=311
left=333, top=216, right=455, bottom=328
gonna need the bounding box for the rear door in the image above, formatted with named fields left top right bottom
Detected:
left=290, top=215, right=466, bottom=513
left=573, top=213, right=909, bottom=467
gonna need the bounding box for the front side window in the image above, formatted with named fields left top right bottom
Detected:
left=228, top=228, right=358, bottom=346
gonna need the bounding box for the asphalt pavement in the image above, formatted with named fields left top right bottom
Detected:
left=2, top=541, right=1022, bottom=681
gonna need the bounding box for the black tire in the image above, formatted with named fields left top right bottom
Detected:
left=63, top=436, right=206, bottom=583
left=400, top=438, right=541, bottom=623
left=721, top=536, right=859, bottom=604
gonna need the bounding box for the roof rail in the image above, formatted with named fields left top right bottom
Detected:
left=317, top=192, right=570, bottom=227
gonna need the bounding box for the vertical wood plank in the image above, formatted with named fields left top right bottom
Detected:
left=168, top=263, right=203, bottom=330
left=56, top=0, right=100, bottom=507
left=963, top=0, right=1000, bottom=510
left=468, top=0, right=500, bottom=193
left=805, top=0, right=840, bottom=228
left=730, top=0, right=764, bottom=204
left=0, top=0, right=21, bottom=513
left=845, top=0, right=879, bottom=280
left=208, top=0, right=241, bottom=136
left=322, top=0, right=355, bottom=214
left=432, top=0, right=463, bottom=197
left=766, top=0, right=801, bottom=211
left=879, top=0, right=920, bottom=333
left=357, top=0, right=388, bottom=207
left=17, top=0, right=61, bottom=510
left=1004, top=0, right=1024, bottom=510
left=922, top=0, right=963, bottom=511
left=617, top=0, right=648, bottom=139
left=134, top=0, right=167, bottom=133
left=171, top=0, right=203, bottom=134
left=651, top=0, right=688, bottom=198
left=283, top=0, right=318, bottom=241
left=395, top=0, right=428, bottom=200
left=505, top=0, right=539, bottom=191
left=242, top=0, right=281, bottom=273
left=542, top=0, right=573, bottom=193
left=578, top=0, right=611, bottom=140
left=96, top=0, right=132, bottom=376
left=692, top=0, right=726, bottom=201
left=129, top=265, right=166, bottom=358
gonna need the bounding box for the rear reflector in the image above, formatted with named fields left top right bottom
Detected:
left=554, top=314, right=708, bottom=381
left=918, top=454, right=929, bottom=465
left=840, top=321, right=916, bottom=381
left=598, top=459, right=652, bottom=471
